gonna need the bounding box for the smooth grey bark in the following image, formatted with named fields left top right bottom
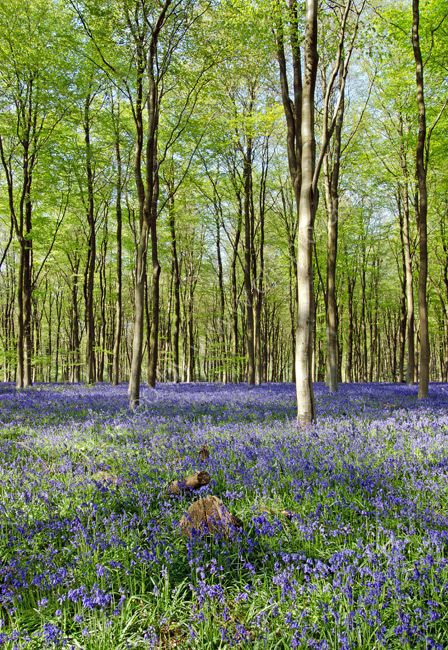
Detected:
left=0, top=262, right=15, bottom=382
left=112, top=103, right=123, bottom=386
left=275, top=0, right=303, bottom=387
left=84, top=92, right=96, bottom=384
left=97, top=232, right=107, bottom=383
left=295, top=0, right=318, bottom=424
left=243, top=134, right=255, bottom=385
left=230, top=212, right=242, bottom=384
left=360, top=253, right=368, bottom=382
left=127, top=0, right=199, bottom=402
left=397, top=189, right=407, bottom=383
left=214, top=205, right=227, bottom=383
left=226, top=157, right=243, bottom=383
left=54, top=292, right=62, bottom=383
left=437, top=209, right=448, bottom=380
left=186, top=266, right=195, bottom=382
left=345, top=271, right=355, bottom=382
left=128, top=34, right=150, bottom=406
left=68, top=251, right=81, bottom=382
left=254, top=138, right=268, bottom=385
left=23, top=195, right=33, bottom=387
left=0, top=121, right=36, bottom=389
left=17, top=249, right=25, bottom=388
left=320, top=1, right=363, bottom=390
left=398, top=115, right=415, bottom=385
left=168, top=191, right=181, bottom=383
left=324, top=80, right=344, bottom=393
left=147, top=149, right=161, bottom=389
left=279, top=184, right=298, bottom=382
left=129, top=3, right=168, bottom=407
left=412, top=0, right=429, bottom=398
left=277, top=0, right=358, bottom=422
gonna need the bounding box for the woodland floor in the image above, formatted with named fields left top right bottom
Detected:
left=0, top=381, right=448, bottom=648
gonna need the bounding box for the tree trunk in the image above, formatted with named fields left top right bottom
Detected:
left=129, top=226, right=148, bottom=405
left=187, top=288, right=194, bottom=382
left=169, top=193, right=181, bottom=383
left=128, top=2, right=172, bottom=406
left=215, top=207, right=226, bottom=382
left=398, top=286, right=406, bottom=383
left=397, top=188, right=407, bottom=383
left=288, top=256, right=296, bottom=383
left=398, top=116, right=415, bottom=385
left=69, top=256, right=81, bottom=382
left=98, top=235, right=107, bottom=383
left=243, top=135, right=255, bottom=385
left=112, top=114, right=123, bottom=386
left=295, top=0, right=318, bottom=424
left=54, top=292, right=62, bottom=383
left=84, top=93, right=96, bottom=385
left=346, top=275, right=355, bottom=382
left=230, top=193, right=242, bottom=383
left=16, top=246, right=25, bottom=389
left=129, top=43, right=157, bottom=406
left=148, top=158, right=161, bottom=388
left=275, top=2, right=302, bottom=384
left=360, top=256, right=367, bottom=382
left=412, top=0, right=429, bottom=399
left=23, top=195, right=33, bottom=387
left=324, top=79, right=344, bottom=393
left=254, top=139, right=268, bottom=385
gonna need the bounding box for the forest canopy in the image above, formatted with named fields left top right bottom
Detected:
left=0, top=0, right=447, bottom=419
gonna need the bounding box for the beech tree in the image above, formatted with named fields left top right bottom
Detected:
left=0, top=0, right=69, bottom=388
left=0, top=0, right=447, bottom=405
left=275, top=0, right=363, bottom=422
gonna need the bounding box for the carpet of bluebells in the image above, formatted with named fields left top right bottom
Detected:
left=1, top=381, right=448, bottom=649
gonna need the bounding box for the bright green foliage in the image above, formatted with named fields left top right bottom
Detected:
left=0, top=0, right=447, bottom=385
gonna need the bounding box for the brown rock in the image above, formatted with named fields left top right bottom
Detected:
left=167, top=471, right=210, bottom=496
left=179, top=495, right=243, bottom=538
left=198, top=445, right=210, bottom=460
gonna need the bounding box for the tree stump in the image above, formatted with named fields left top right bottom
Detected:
left=179, top=495, right=243, bottom=538
left=166, top=470, right=210, bottom=496
left=198, top=445, right=210, bottom=460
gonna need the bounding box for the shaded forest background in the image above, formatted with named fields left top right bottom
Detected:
left=0, top=0, right=447, bottom=394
